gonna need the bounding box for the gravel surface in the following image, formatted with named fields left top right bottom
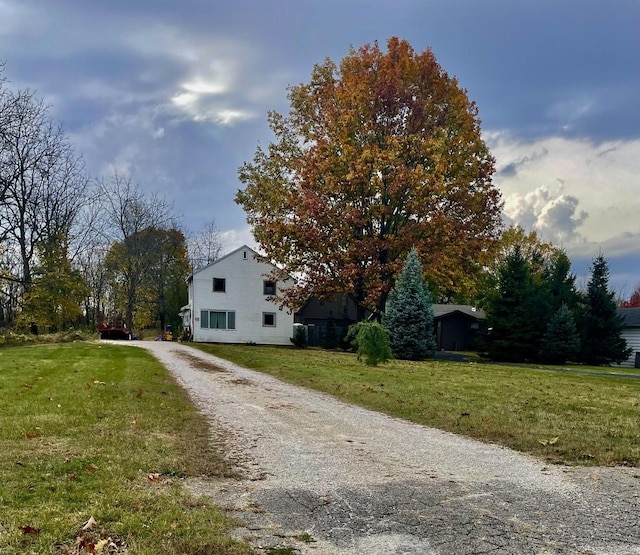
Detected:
left=129, top=341, right=640, bottom=555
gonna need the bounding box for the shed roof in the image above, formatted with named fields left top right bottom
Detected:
left=617, top=307, right=640, bottom=328
left=432, top=304, right=486, bottom=320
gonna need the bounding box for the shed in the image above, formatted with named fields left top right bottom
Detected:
left=617, top=307, right=640, bottom=368
left=432, top=304, right=487, bottom=351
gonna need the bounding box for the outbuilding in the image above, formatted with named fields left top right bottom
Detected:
left=617, top=307, right=640, bottom=368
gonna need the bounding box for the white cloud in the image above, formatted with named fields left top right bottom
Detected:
left=219, top=227, right=258, bottom=253
left=490, top=133, right=640, bottom=259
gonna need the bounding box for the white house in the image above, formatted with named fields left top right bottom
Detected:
left=181, top=245, right=295, bottom=345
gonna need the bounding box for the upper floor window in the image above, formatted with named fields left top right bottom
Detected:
left=263, top=280, right=276, bottom=295
left=213, top=278, right=226, bottom=292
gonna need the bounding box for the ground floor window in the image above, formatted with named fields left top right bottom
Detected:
left=200, top=310, right=235, bottom=330
left=263, top=312, right=276, bottom=327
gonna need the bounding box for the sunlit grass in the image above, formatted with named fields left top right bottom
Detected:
left=0, top=342, right=252, bottom=555
left=192, top=344, right=640, bottom=467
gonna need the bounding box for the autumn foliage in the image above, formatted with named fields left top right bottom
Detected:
left=236, top=37, right=503, bottom=315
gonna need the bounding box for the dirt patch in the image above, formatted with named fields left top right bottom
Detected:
left=171, top=350, right=229, bottom=373
left=228, top=378, right=254, bottom=386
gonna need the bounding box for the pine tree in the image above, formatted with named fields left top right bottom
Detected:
left=579, top=254, right=632, bottom=365
left=539, top=304, right=580, bottom=364
left=383, top=249, right=436, bottom=360
left=484, top=245, right=546, bottom=362
left=543, top=250, right=581, bottom=314
left=351, top=322, right=393, bottom=366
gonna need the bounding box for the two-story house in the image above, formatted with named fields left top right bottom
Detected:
left=181, top=245, right=295, bottom=345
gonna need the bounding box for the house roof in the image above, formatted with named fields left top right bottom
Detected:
left=189, top=244, right=258, bottom=278
left=188, top=244, right=294, bottom=284
left=617, top=307, right=640, bottom=328
left=432, top=304, right=486, bottom=320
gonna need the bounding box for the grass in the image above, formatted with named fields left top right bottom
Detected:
left=0, top=342, right=253, bottom=555
left=191, top=344, right=640, bottom=468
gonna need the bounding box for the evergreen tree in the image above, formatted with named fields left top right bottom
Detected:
left=383, top=249, right=436, bottom=360
left=579, top=254, right=632, bottom=365
left=321, top=317, right=339, bottom=349
left=352, top=321, right=393, bottom=366
left=543, top=250, right=581, bottom=315
left=484, top=245, right=546, bottom=362
left=539, top=304, right=580, bottom=364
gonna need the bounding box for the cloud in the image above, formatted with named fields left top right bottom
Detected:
left=503, top=185, right=588, bottom=246
left=219, top=227, right=258, bottom=253
left=490, top=134, right=640, bottom=259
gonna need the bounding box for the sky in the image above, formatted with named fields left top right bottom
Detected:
left=0, top=0, right=638, bottom=295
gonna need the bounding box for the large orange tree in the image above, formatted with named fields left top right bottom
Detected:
left=236, top=38, right=503, bottom=317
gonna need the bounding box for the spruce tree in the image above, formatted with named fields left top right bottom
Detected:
left=539, top=304, right=580, bottom=364
left=484, top=245, right=545, bottom=362
left=543, top=250, right=581, bottom=313
left=383, top=249, right=436, bottom=360
left=579, top=254, right=631, bottom=365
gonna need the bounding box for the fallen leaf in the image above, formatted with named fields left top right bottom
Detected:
left=549, top=436, right=560, bottom=445
left=95, top=538, right=109, bottom=553
left=86, top=464, right=99, bottom=472
left=136, top=389, right=143, bottom=398
left=82, top=516, right=97, bottom=530
left=148, top=473, right=160, bottom=482
left=25, top=432, right=37, bottom=439
left=19, top=525, right=40, bottom=535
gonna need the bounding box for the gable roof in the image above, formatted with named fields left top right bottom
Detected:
left=190, top=244, right=257, bottom=278
left=617, top=307, right=640, bottom=328
left=432, top=304, right=486, bottom=320
left=188, top=244, right=293, bottom=283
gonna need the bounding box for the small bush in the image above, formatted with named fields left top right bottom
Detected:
left=0, top=328, right=93, bottom=348
left=290, top=324, right=307, bottom=348
left=351, top=321, right=392, bottom=366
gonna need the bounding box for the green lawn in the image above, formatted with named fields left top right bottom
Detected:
left=192, top=344, right=640, bottom=467
left=0, top=342, right=253, bottom=555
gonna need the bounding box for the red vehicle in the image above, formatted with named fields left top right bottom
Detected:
left=97, top=316, right=132, bottom=340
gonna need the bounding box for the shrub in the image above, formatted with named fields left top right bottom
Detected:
left=290, top=324, right=307, bottom=348
left=351, top=321, right=392, bottom=366
left=0, top=329, right=92, bottom=348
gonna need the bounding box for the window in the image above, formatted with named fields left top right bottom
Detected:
left=243, top=250, right=248, bottom=260
left=263, top=280, right=276, bottom=295
left=200, top=310, right=235, bottom=330
left=213, top=278, right=226, bottom=292
left=263, top=312, right=276, bottom=327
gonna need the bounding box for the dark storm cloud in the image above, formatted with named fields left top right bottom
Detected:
left=1, top=0, right=637, bottom=284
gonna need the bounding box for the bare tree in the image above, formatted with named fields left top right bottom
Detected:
left=187, top=218, right=223, bottom=271
left=0, top=71, right=90, bottom=327
left=97, top=172, right=177, bottom=330
left=0, top=88, right=89, bottom=287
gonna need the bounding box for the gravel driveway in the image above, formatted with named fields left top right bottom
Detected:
left=130, top=341, right=640, bottom=555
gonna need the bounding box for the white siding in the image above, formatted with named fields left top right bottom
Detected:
left=188, top=246, right=294, bottom=345
left=620, top=329, right=640, bottom=368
